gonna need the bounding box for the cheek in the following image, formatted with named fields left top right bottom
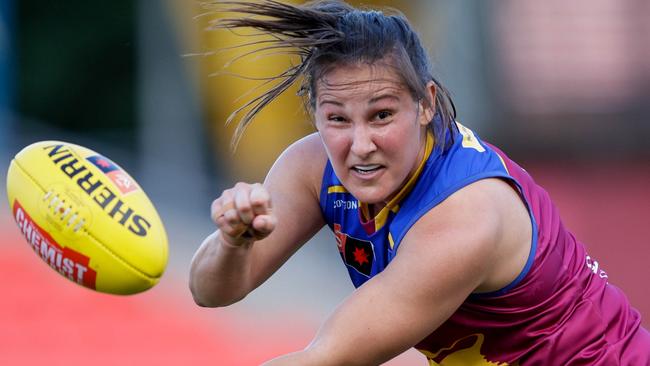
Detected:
left=379, top=129, right=409, bottom=157
left=383, top=127, right=422, bottom=169
left=318, top=129, right=349, bottom=161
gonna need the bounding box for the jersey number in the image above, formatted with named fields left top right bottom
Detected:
left=457, top=122, right=485, bottom=153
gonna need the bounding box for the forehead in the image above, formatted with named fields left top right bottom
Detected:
left=315, top=62, right=408, bottom=101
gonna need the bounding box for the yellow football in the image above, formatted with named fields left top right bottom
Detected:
left=6, top=141, right=168, bottom=295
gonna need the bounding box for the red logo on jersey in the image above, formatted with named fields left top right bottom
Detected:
left=333, top=223, right=374, bottom=277
left=352, top=247, right=369, bottom=266
left=334, top=223, right=346, bottom=253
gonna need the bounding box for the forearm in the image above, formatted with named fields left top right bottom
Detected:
left=189, top=230, right=255, bottom=307
left=261, top=351, right=320, bottom=366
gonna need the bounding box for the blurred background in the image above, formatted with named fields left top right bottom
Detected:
left=1, top=0, right=649, bottom=365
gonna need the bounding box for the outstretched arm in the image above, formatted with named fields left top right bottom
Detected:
left=263, top=178, right=531, bottom=365
left=189, top=133, right=327, bottom=307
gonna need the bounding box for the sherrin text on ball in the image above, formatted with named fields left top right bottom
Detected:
left=6, top=141, right=168, bottom=295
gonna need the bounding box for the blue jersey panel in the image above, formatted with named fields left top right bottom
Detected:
left=319, top=123, right=538, bottom=290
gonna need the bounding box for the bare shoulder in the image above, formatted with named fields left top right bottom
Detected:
left=276, top=132, right=327, bottom=165
left=267, top=132, right=327, bottom=197
left=401, top=177, right=531, bottom=293
left=411, top=178, right=527, bottom=241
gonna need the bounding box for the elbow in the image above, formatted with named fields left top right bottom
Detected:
left=192, top=298, right=228, bottom=308
left=192, top=294, right=244, bottom=308
left=191, top=293, right=222, bottom=308
left=189, top=281, right=246, bottom=308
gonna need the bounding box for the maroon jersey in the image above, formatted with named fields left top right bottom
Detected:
left=415, top=142, right=650, bottom=365
left=320, top=124, right=650, bottom=366
left=320, top=124, right=649, bottom=364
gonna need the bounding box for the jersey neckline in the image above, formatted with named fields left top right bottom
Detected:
left=358, top=131, right=435, bottom=234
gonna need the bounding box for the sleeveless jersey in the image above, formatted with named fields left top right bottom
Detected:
left=318, top=122, right=650, bottom=365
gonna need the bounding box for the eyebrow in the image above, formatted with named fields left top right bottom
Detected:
left=318, top=99, right=343, bottom=108
left=317, top=93, right=401, bottom=108
left=368, top=93, right=400, bottom=104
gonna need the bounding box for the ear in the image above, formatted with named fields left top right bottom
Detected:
left=419, top=81, right=437, bottom=126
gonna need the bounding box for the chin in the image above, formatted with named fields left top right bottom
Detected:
left=346, top=185, right=390, bottom=205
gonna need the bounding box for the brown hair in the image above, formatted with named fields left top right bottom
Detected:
left=204, top=0, right=457, bottom=149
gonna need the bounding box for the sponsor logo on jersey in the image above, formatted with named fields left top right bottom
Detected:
left=333, top=199, right=358, bottom=210
left=585, top=255, right=608, bottom=280
left=43, top=144, right=151, bottom=237
left=418, top=333, right=510, bottom=366
left=13, top=200, right=97, bottom=289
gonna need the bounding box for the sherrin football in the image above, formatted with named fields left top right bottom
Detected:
left=6, top=141, right=168, bottom=295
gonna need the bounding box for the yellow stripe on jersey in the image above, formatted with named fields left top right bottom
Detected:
left=360, top=203, right=370, bottom=220
left=388, top=232, right=395, bottom=250
left=327, top=185, right=348, bottom=194
left=496, top=153, right=509, bottom=174
left=360, top=131, right=434, bottom=233
left=456, top=121, right=486, bottom=153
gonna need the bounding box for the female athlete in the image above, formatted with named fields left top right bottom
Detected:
left=189, top=1, right=650, bottom=364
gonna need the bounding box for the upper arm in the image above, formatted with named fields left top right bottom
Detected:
left=288, top=178, right=527, bottom=365
left=247, top=132, right=328, bottom=289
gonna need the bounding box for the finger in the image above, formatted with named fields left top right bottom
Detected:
left=211, top=189, right=235, bottom=222
left=210, top=198, right=223, bottom=223
left=215, top=190, right=246, bottom=234
left=251, top=214, right=276, bottom=236
left=250, top=184, right=271, bottom=216
left=215, top=200, right=235, bottom=220
left=219, top=209, right=248, bottom=238
left=234, top=186, right=254, bottom=225
left=223, top=204, right=244, bottom=227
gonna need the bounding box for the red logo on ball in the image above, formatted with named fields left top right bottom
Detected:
left=12, top=200, right=97, bottom=289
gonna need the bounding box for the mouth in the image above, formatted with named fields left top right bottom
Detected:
left=351, top=164, right=384, bottom=175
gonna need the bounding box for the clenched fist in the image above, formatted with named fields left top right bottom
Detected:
left=211, top=182, right=277, bottom=247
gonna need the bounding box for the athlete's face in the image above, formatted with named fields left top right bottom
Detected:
left=314, top=62, right=434, bottom=206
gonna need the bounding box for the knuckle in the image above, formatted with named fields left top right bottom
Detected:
left=214, top=216, right=228, bottom=229
left=238, top=204, right=252, bottom=214
left=226, top=217, right=240, bottom=227
left=250, top=196, right=266, bottom=207
left=224, top=210, right=239, bottom=224
left=251, top=190, right=270, bottom=205
left=234, top=181, right=250, bottom=190
left=210, top=199, right=220, bottom=213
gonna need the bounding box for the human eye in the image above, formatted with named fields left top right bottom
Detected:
left=373, top=110, right=394, bottom=123
left=328, top=114, right=347, bottom=123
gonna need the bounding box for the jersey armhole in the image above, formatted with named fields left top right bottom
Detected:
left=470, top=178, right=539, bottom=298
left=392, top=172, right=539, bottom=298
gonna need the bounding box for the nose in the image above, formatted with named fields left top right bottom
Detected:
left=350, top=124, right=376, bottom=158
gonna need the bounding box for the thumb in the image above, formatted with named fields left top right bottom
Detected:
left=250, top=214, right=276, bottom=239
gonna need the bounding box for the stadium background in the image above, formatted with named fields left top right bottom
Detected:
left=1, top=1, right=649, bottom=364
